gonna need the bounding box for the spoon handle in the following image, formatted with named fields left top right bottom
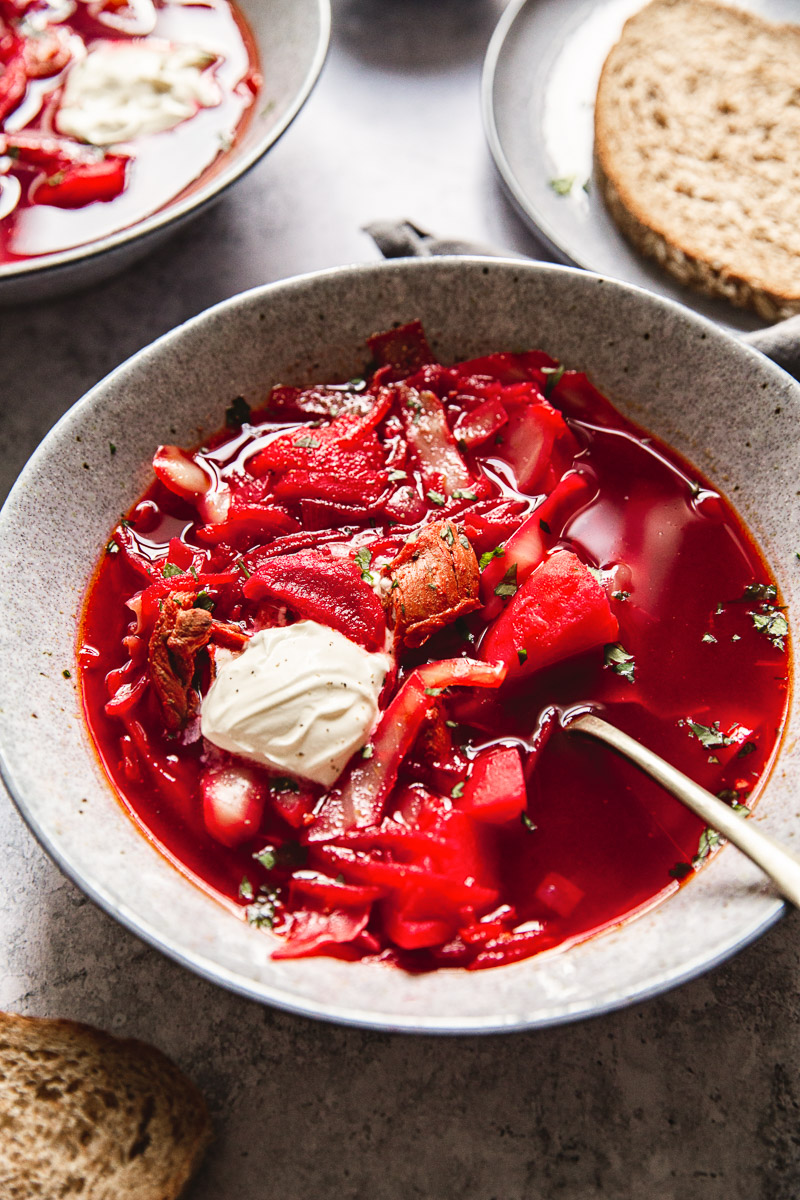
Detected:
left=566, top=712, right=800, bottom=909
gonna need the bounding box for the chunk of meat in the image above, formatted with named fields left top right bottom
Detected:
left=148, top=593, right=213, bottom=731
left=383, top=520, right=480, bottom=647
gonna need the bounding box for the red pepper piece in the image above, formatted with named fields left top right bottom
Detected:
left=195, top=504, right=300, bottom=545
left=243, top=549, right=387, bottom=651
left=289, top=875, right=385, bottom=909
left=481, top=471, right=595, bottom=618
left=32, top=154, right=130, bottom=208
left=480, top=551, right=619, bottom=681
left=458, top=746, right=528, bottom=825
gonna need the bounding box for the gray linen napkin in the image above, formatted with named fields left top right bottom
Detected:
left=364, top=219, right=800, bottom=383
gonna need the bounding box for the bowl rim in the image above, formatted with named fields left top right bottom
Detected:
left=1, top=255, right=796, bottom=1033
left=0, top=0, right=332, bottom=286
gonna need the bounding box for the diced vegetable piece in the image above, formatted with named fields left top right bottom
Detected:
left=243, top=549, right=387, bottom=651
left=480, top=551, right=619, bottom=680
left=0, top=51, right=26, bottom=122
left=268, top=777, right=318, bottom=829
left=481, top=471, right=594, bottom=617
left=382, top=898, right=454, bottom=950
left=289, top=875, right=384, bottom=908
left=202, top=764, right=267, bottom=848
left=453, top=397, right=508, bottom=447
left=534, top=871, right=585, bottom=918
left=367, top=318, right=435, bottom=380
left=500, top=398, right=579, bottom=494
left=458, top=746, right=527, bottom=824
left=272, top=905, right=371, bottom=959
left=397, top=385, right=472, bottom=493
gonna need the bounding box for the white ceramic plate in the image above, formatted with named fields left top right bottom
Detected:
left=481, top=0, right=797, bottom=333
left=0, top=0, right=330, bottom=304
left=1, top=258, right=798, bottom=1032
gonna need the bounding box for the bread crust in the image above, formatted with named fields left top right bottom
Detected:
left=0, top=1011, right=212, bottom=1200
left=594, top=0, right=800, bottom=319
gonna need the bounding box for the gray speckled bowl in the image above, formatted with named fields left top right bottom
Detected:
left=0, top=0, right=330, bottom=305
left=1, top=258, right=798, bottom=1033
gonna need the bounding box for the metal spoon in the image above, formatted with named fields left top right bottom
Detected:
left=564, top=712, right=800, bottom=908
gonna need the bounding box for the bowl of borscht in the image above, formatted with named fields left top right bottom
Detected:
left=1, top=258, right=797, bottom=1032
left=0, top=0, right=330, bottom=303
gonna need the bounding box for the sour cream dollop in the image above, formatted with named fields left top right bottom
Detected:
left=200, top=621, right=392, bottom=788
left=56, top=41, right=220, bottom=145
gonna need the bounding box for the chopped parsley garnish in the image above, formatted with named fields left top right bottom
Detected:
left=440, top=523, right=455, bottom=547
left=737, top=740, right=756, bottom=758
left=669, top=862, right=692, bottom=880
left=452, top=489, right=478, bottom=501
left=254, top=847, right=276, bottom=871
left=494, top=563, right=518, bottom=598
left=685, top=720, right=733, bottom=750
left=424, top=686, right=446, bottom=696
left=604, top=643, right=635, bottom=682
left=549, top=176, right=574, bottom=196
left=162, top=562, right=184, bottom=578
left=294, top=435, right=321, bottom=449
left=189, top=565, right=199, bottom=581
left=521, top=813, right=536, bottom=832
left=237, top=561, right=252, bottom=579
left=427, top=490, right=446, bottom=506
left=354, top=546, right=373, bottom=582
left=388, top=468, right=407, bottom=482
left=692, top=827, right=722, bottom=867
left=751, top=607, right=788, bottom=651
left=361, top=743, right=375, bottom=759
left=702, top=633, right=717, bottom=644
left=105, top=537, right=119, bottom=555
left=239, top=875, right=254, bottom=901
left=541, top=363, right=565, bottom=397
left=109, top=442, right=116, bottom=456
left=451, top=781, right=465, bottom=799
left=612, top=590, right=630, bottom=601
left=539, top=519, right=551, bottom=534
left=517, top=648, right=528, bottom=664
left=194, top=590, right=214, bottom=611
left=271, top=776, right=300, bottom=793
left=479, top=544, right=505, bottom=571
left=62, top=669, right=72, bottom=679
left=45, top=170, right=66, bottom=187
left=458, top=533, right=471, bottom=551
left=225, top=395, right=251, bottom=428
left=742, top=582, right=777, bottom=603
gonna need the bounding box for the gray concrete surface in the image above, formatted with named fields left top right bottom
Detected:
left=2, top=1, right=799, bottom=1196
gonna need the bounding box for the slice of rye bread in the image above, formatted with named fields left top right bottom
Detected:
left=594, top=0, right=800, bottom=319
left=0, top=1011, right=212, bottom=1200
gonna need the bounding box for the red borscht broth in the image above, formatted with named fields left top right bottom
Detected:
left=78, top=321, right=789, bottom=971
